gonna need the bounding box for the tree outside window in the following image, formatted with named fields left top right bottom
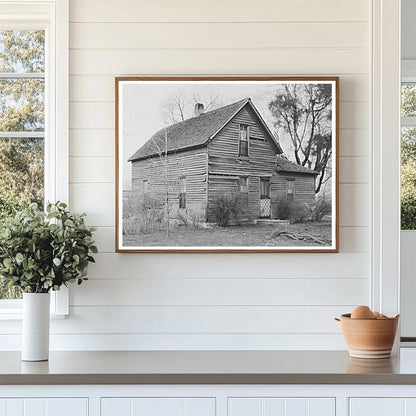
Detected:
left=0, top=30, right=45, bottom=299
left=401, top=83, right=416, bottom=230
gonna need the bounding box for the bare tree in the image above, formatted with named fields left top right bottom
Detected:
left=149, top=130, right=172, bottom=238
left=161, top=89, right=187, bottom=124
left=161, top=87, right=223, bottom=124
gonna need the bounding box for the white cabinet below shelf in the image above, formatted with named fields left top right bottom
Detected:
left=228, top=397, right=335, bottom=416
left=0, top=398, right=88, bottom=416
left=101, top=397, right=215, bottom=416
left=349, top=398, right=416, bottom=416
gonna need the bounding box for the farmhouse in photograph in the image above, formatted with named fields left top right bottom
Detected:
left=128, top=98, right=318, bottom=222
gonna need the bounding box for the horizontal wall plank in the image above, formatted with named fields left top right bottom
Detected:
left=0, top=306, right=351, bottom=335
left=70, top=101, right=368, bottom=130
left=70, top=22, right=369, bottom=50
left=339, top=183, right=369, bottom=227
left=0, top=333, right=347, bottom=351
left=71, top=277, right=368, bottom=306
left=339, top=227, right=369, bottom=253
left=69, top=183, right=114, bottom=226
left=87, top=252, right=369, bottom=279
left=339, top=129, right=369, bottom=157
left=339, top=156, right=369, bottom=183
left=339, top=75, right=369, bottom=102
left=69, top=74, right=369, bottom=103
left=70, top=0, right=369, bottom=23
left=93, top=227, right=115, bottom=253
left=55, top=305, right=350, bottom=334
left=339, top=102, right=369, bottom=129
left=70, top=102, right=113, bottom=129
left=70, top=129, right=115, bottom=157
left=70, top=76, right=115, bottom=102
left=93, top=226, right=369, bottom=254
left=70, top=156, right=115, bottom=183
left=70, top=49, right=368, bottom=76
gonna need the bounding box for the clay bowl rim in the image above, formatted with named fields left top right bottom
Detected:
left=340, top=313, right=400, bottom=320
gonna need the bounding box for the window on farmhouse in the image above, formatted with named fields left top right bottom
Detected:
left=0, top=30, right=45, bottom=300
left=286, top=179, right=294, bottom=202
left=239, top=124, right=249, bottom=157
left=239, top=177, right=248, bottom=194
left=401, top=83, right=416, bottom=230
left=260, top=178, right=270, bottom=199
left=143, top=179, right=148, bottom=193
left=179, top=177, right=186, bottom=209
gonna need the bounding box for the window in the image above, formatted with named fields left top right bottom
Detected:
left=0, top=30, right=45, bottom=222
left=260, top=178, right=270, bottom=199
left=239, top=176, right=248, bottom=205
left=286, top=179, right=295, bottom=202
left=239, top=177, right=248, bottom=194
left=143, top=179, right=149, bottom=193
left=179, top=177, right=186, bottom=209
left=0, top=29, right=45, bottom=300
left=0, top=1, right=69, bottom=313
left=239, top=124, right=249, bottom=157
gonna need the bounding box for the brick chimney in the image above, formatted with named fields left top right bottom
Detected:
left=194, top=103, right=204, bottom=117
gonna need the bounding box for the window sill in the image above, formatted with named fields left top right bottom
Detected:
left=0, top=287, right=69, bottom=318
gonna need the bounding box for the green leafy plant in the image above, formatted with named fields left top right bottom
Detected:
left=0, top=202, right=97, bottom=293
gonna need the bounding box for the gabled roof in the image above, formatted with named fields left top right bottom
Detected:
left=275, top=155, right=319, bottom=176
left=128, top=98, right=282, bottom=162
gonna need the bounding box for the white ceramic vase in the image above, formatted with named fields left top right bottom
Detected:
left=22, top=292, right=50, bottom=361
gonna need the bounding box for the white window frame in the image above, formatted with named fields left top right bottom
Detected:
left=0, top=0, right=69, bottom=317
left=371, top=0, right=401, bottom=324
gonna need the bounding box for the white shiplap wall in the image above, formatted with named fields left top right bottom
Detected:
left=50, top=0, right=372, bottom=349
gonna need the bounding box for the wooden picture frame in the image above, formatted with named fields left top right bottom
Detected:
left=115, top=77, right=339, bottom=253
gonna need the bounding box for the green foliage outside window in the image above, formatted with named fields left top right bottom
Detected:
left=0, top=30, right=45, bottom=298
left=401, top=84, right=416, bottom=230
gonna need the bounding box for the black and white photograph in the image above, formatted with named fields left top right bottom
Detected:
left=116, top=77, right=338, bottom=252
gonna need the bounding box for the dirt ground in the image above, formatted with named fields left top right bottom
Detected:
left=123, top=221, right=332, bottom=248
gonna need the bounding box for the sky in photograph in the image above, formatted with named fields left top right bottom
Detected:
left=119, top=80, right=333, bottom=189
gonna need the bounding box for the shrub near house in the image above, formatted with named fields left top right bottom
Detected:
left=127, top=98, right=318, bottom=230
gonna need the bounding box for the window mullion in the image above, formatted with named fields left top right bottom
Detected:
left=401, top=117, right=416, bottom=127
left=0, top=132, right=44, bottom=138
left=0, top=72, right=44, bottom=79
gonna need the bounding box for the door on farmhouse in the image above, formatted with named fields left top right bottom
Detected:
left=260, top=178, right=271, bottom=218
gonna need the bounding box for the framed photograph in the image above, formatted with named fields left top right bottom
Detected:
left=116, top=77, right=338, bottom=252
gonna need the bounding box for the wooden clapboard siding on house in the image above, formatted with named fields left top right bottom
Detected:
left=131, top=148, right=208, bottom=218
left=207, top=105, right=278, bottom=177
left=206, top=175, right=239, bottom=223
left=271, top=173, right=316, bottom=205
left=206, top=104, right=281, bottom=221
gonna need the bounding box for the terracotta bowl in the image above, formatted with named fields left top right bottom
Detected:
left=337, top=313, right=399, bottom=359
